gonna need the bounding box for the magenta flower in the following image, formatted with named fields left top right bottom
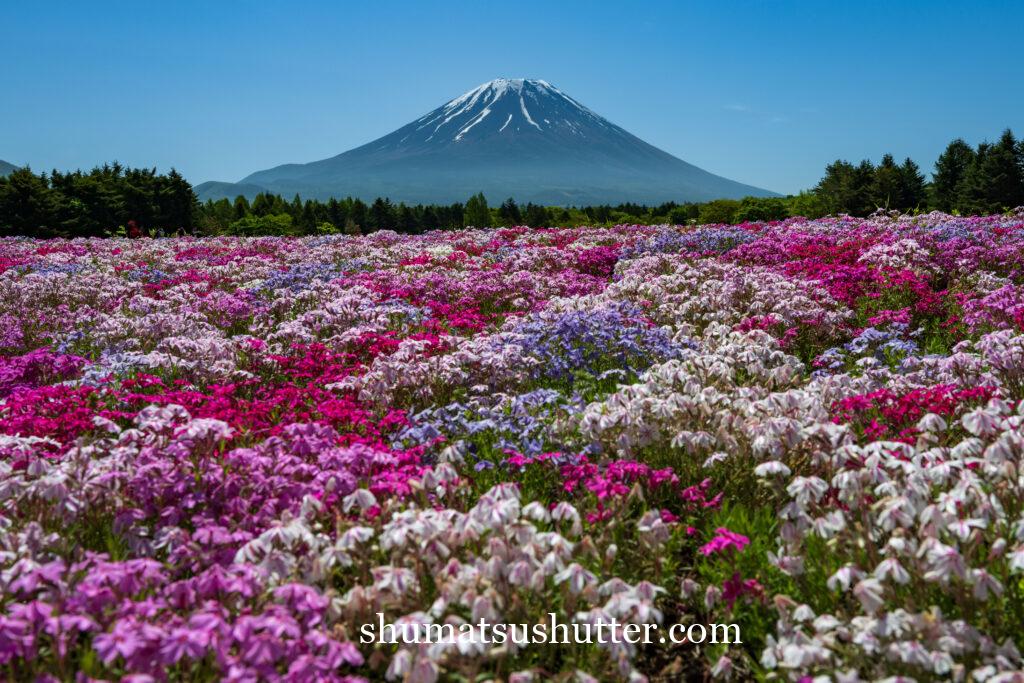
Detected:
left=699, top=527, right=751, bottom=557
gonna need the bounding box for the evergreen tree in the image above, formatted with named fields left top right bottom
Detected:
left=349, top=198, right=368, bottom=232
left=498, top=197, right=522, bottom=225
left=816, top=159, right=875, bottom=216
left=251, top=193, right=275, bottom=217
left=987, top=129, right=1024, bottom=209
left=872, top=154, right=902, bottom=210
left=0, top=168, right=58, bottom=237
left=958, top=143, right=993, bottom=215
left=300, top=201, right=318, bottom=233
left=851, top=160, right=877, bottom=215
left=420, top=205, right=439, bottom=231
left=397, top=203, right=418, bottom=234
left=932, top=139, right=975, bottom=212
left=233, top=195, right=250, bottom=219
left=326, top=198, right=347, bottom=228
left=958, top=133, right=1024, bottom=214
left=523, top=203, right=549, bottom=227
left=897, top=157, right=927, bottom=211
left=446, top=202, right=464, bottom=230
left=368, top=197, right=394, bottom=232
left=155, top=169, right=196, bottom=230
left=464, top=192, right=490, bottom=227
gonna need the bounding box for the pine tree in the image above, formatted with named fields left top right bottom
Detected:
left=326, top=198, right=347, bottom=228
left=932, top=139, right=975, bottom=212
left=397, top=203, right=418, bottom=234
left=464, top=192, right=490, bottom=227
left=897, top=158, right=927, bottom=211
left=498, top=197, right=522, bottom=225
left=233, top=195, right=250, bottom=220
left=524, top=203, right=549, bottom=227
left=368, top=197, right=394, bottom=232
left=0, top=167, right=58, bottom=237
left=349, top=199, right=368, bottom=231
left=251, top=193, right=274, bottom=217
left=987, top=130, right=1024, bottom=209
left=958, top=142, right=992, bottom=215
left=421, top=205, right=439, bottom=231
left=300, top=201, right=318, bottom=234
left=871, top=154, right=902, bottom=210
left=958, top=132, right=1024, bottom=214
left=815, top=159, right=875, bottom=216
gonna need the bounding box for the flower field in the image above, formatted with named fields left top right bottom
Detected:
left=5, top=211, right=1024, bottom=681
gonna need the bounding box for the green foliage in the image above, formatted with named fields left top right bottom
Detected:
left=464, top=192, right=491, bottom=227
left=733, top=196, right=789, bottom=222
left=786, top=190, right=828, bottom=219
left=898, top=157, right=927, bottom=210
left=524, top=202, right=550, bottom=227
left=812, top=129, right=1024, bottom=218
left=698, top=199, right=741, bottom=225
left=958, top=130, right=1024, bottom=214
left=932, top=139, right=975, bottom=211
left=0, top=163, right=196, bottom=238
left=814, top=158, right=875, bottom=216
left=498, top=197, right=522, bottom=225
left=226, top=213, right=296, bottom=236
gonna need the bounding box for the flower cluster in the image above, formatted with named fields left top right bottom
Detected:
left=4, top=212, right=1024, bottom=680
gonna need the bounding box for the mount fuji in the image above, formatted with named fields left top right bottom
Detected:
left=196, top=78, right=775, bottom=205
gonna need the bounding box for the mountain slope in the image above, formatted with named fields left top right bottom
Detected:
left=0, top=160, right=18, bottom=177
left=194, top=180, right=269, bottom=202
left=199, top=79, right=775, bottom=204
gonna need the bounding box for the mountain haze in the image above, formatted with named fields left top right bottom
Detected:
left=0, top=160, right=18, bottom=177
left=197, top=79, right=775, bottom=204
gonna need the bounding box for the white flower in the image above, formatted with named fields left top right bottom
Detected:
left=703, top=451, right=729, bottom=468
left=853, top=578, right=885, bottom=613
left=947, top=517, right=987, bottom=541
left=385, top=649, right=413, bottom=680
left=342, top=488, right=378, bottom=513
left=813, top=614, right=841, bottom=632
left=916, top=412, right=947, bottom=433
left=554, top=563, right=596, bottom=594
left=754, top=460, right=792, bottom=478
left=971, top=568, right=1004, bottom=600
left=705, top=585, right=722, bottom=609
left=1008, top=546, right=1024, bottom=573
left=874, top=558, right=910, bottom=585
left=711, top=654, right=733, bottom=679
left=923, top=542, right=966, bottom=582
left=827, top=565, right=864, bottom=592
left=961, top=407, right=1000, bottom=437
left=792, top=604, right=815, bottom=622
left=522, top=501, right=550, bottom=522
left=787, top=476, right=828, bottom=507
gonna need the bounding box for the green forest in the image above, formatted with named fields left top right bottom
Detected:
left=2, top=130, right=1023, bottom=238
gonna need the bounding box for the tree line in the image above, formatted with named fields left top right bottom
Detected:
left=812, top=129, right=1024, bottom=217
left=2, top=129, right=1023, bottom=237
left=0, top=163, right=194, bottom=238
left=196, top=191, right=567, bottom=236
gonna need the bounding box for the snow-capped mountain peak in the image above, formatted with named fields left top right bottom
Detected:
left=200, top=78, right=777, bottom=205
left=409, top=78, right=611, bottom=144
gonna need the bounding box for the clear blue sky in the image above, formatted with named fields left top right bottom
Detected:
left=2, top=0, right=1022, bottom=195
